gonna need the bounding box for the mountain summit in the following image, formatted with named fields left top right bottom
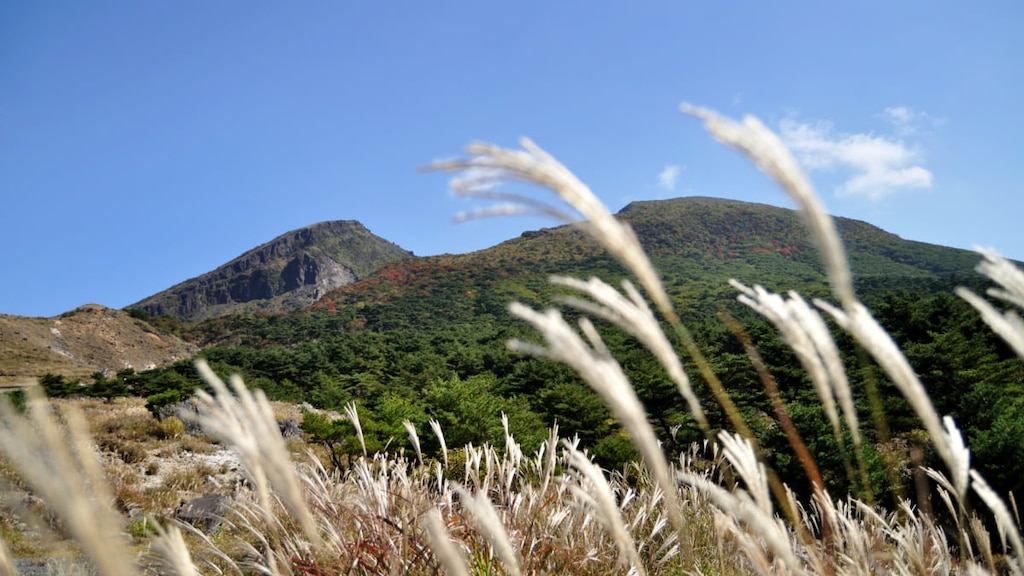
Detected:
left=129, top=220, right=413, bottom=322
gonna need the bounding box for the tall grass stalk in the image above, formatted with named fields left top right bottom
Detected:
left=506, top=303, right=690, bottom=542
left=681, top=106, right=1024, bottom=573
left=148, top=523, right=198, bottom=576
left=192, top=360, right=319, bottom=547
left=957, top=248, right=1024, bottom=359
left=0, top=386, right=135, bottom=576
left=681, top=104, right=961, bottom=478
left=551, top=275, right=709, bottom=432
left=424, top=508, right=470, bottom=576
left=563, top=443, right=646, bottom=574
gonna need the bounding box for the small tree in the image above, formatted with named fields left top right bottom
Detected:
left=39, top=373, right=79, bottom=398
left=88, top=371, right=129, bottom=401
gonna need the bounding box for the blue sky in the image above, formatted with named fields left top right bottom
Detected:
left=2, top=2, right=1022, bottom=317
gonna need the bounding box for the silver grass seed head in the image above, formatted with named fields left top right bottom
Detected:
left=423, top=509, right=471, bottom=576
left=193, top=360, right=320, bottom=547
left=429, top=417, right=448, bottom=470
left=682, top=103, right=855, bottom=310
left=343, top=401, right=367, bottom=457
left=972, top=469, right=1024, bottom=574
left=717, top=431, right=772, bottom=517
left=403, top=419, right=423, bottom=466
left=550, top=276, right=700, bottom=426
left=974, top=247, right=1024, bottom=310
left=150, top=523, right=199, bottom=576
left=957, top=285, right=1024, bottom=360
left=0, top=387, right=136, bottom=576
left=564, top=444, right=646, bottom=575
left=942, top=416, right=971, bottom=499
left=426, top=138, right=676, bottom=322
left=455, top=485, right=524, bottom=576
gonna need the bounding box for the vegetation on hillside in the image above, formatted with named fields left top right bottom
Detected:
left=118, top=241, right=1016, bottom=505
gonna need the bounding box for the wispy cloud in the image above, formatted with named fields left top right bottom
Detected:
left=658, top=165, right=681, bottom=191
left=882, top=106, right=944, bottom=136
left=884, top=106, right=914, bottom=126
left=779, top=115, right=933, bottom=201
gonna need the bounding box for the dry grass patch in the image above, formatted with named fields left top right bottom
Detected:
left=174, top=433, right=219, bottom=455
left=163, top=463, right=218, bottom=493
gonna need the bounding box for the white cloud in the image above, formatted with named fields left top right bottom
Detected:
left=884, top=106, right=914, bottom=124
left=658, top=164, right=681, bottom=191
left=779, top=117, right=933, bottom=201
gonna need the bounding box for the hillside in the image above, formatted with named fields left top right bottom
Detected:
left=620, top=197, right=979, bottom=278
left=298, top=196, right=981, bottom=331
left=129, top=220, right=413, bottom=322
left=0, top=304, right=197, bottom=385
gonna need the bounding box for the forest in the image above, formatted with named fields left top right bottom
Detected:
left=34, top=271, right=1024, bottom=512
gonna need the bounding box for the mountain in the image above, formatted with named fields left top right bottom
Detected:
left=6, top=197, right=985, bottom=374
left=0, top=304, right=197, bottom=385
left=619, top=196, right=980, bottom=281
left=301, top=196, right=982, bottom=332
left=129, top=220, right=413, bottom=322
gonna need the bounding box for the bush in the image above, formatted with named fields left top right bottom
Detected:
left=163, top=463, right=216, bottom=492
left=2, top=390, right=26, bottom=412
left=145, top=390, right=185, bottom=419
left=39, top=373, right=80, bottom=398
left=155, top=416, right=185, bottom=439
left=101, top=439, right=147, bottom=464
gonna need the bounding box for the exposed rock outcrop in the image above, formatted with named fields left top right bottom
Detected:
left=129, top=220, right=413, bottom=322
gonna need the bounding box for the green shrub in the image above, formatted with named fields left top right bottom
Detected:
left=2, top=389, right=26, bottom=412
left=145, top=390, right=184, bottom=418
left=39, top=373, right=80, bottom=397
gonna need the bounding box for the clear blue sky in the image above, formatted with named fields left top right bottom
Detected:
left=2, top=2, right=1022, bottom=317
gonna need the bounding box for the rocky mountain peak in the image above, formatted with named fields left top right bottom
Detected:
left=128, top=220, right=412, bottom=322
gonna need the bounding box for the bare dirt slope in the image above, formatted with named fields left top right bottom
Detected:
left=0, top=304, right=197, bottom=385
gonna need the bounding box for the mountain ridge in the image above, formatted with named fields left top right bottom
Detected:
left=129, top=220, right=413, bottom=322
left=292, top=196, right=982, bottom=339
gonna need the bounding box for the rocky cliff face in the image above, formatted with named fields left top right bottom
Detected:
left=129, top=220, right=413, bottom=322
